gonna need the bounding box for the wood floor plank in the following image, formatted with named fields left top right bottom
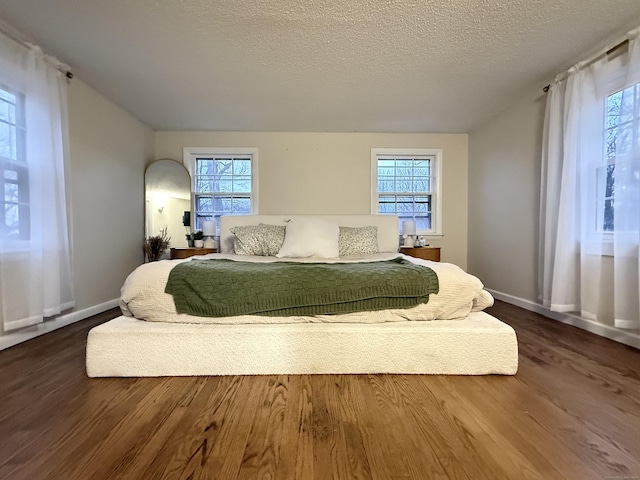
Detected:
left=492, top=304, right=640, bottom=379
left=346, top=376, right=396, bottom=480
left=355, top=376, right=415, bottom=479
left=68, top=377, right=201, bottom=480
left=105, top=377, right=209, bottom=480
left=420, top=375, right=543, bottom=480
left=1, top=377, right=150, bottom=480
left=400, top=375, right=494, bottom=480
left=159, top=375, right=265, bottom=480
left=515, top=329, right=640, bottom=445
left=309, top=375, right=352, bottom=480
left=282, top=375, right=314, bottom=479
left=236, top=375, right=290, bottom=480
left=1, top=301, right=640, bottom=479
left=324, top=375, right=373, bottom=480
left=436, top=375, right=600, bottom=479
left=364, top=374, right=455, bottom=480
left=137, top=377, right=225, bottom=480
left=515, top=320, right=640, bottom=409
left=39, top=377, right=197, bottom=480
left=513, top=355, right=640, bottom=476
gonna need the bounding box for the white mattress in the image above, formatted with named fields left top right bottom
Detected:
left=86, top=312, right=518, bottom=377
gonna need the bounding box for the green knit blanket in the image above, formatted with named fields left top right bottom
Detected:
left=165, top=257, right=439, bottom=317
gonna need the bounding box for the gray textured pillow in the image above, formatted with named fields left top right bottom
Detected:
left=231, top=224, right=286, bottom=256
left=338, top=226, right=379, bottom=256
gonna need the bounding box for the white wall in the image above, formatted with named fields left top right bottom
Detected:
left=69, top=79, right=154, bottom=309
left=468, top=89, right=546, bottom=300
left=155, top=131, right=470, bottom=268
left=0, top=78, right=154, bottom=349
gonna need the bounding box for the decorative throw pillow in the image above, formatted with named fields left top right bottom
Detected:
left=338, top=226, right=379, bottom=256
left=276, top=218, right=340, bottom=258
left=230, top=224, right=285, bottom=256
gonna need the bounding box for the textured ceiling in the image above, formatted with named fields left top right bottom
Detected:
left=1, top=0, right=640, bottom=133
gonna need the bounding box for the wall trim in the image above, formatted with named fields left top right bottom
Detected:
left=488, top=289, right=640, bottom=350
left=0, top=298, right=119, bottom=351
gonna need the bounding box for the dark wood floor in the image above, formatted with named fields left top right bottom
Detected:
left=1, top=301, right=639, bottom=480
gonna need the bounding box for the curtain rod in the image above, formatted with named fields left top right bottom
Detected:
left=0, top=19, right=73, bottom=79
left=542, top=37, right=631, bottom=92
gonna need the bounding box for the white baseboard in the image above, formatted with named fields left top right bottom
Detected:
left=488, top=289, right=640, bottom=350
left=0, top=298, right=119, bottom=351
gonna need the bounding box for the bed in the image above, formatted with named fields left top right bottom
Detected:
left=86, top=215, right=518, bottom=376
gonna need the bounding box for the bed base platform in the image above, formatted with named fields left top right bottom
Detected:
left=86, top=311, right=518, bottom=377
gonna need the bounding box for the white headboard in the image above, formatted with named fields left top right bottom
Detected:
left=219, top=215, right=400, bottom=253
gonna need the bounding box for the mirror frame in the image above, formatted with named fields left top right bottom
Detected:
left=144, top=158, right=191, bottom=248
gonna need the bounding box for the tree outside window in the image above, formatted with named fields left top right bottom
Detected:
left=599, top=82, right=640, bottom=232
left=0, top=86, right=28, bottom=241
left=184, top=147, right=258, bottom=230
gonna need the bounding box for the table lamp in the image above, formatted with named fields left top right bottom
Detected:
left=402, top=220, right=416, bottom=247
left=202, top=220, right=216, bottom=249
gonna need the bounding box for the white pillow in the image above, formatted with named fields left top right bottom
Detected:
left=276, top=218, right=340, bottom=258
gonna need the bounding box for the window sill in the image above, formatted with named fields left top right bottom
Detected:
left=583, top=241, right=613, bottom=257
left=0, top=243, right=31, bottom=255
left=398, top=233, right=443, bottom=238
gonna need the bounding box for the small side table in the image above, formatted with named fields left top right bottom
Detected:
left=170, top=247, right=217, bottom=259
left=400, top=246, right=441, bottom=262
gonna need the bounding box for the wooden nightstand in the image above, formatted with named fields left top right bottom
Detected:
left=400, top=246, right=441, bottom=262
left=170, top=247, right=217, bottom=259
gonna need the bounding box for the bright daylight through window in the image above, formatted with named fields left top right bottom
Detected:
left=187, top=148, right=257, bottom=230
left=599, top=82, right=640, bottom=232
left=372, top=148, right=442, bottom=235
left=0, top=86, right=27, bottom=241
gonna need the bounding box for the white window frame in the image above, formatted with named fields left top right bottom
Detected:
left=183, top=147, right=259, bottom=229
left=0, top=82, right=28, bottom=247
left=370, top=148, right=443, bottom=236
left=588, top=78, right=640, bottom=256
left=599, top=82, right=640, bottom=229
left=576, top=43, right=640, bottom=257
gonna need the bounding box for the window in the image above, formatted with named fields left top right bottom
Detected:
left=597, top=82, right=640, bottom=232
left=0, top=85, right=28, bottom=241
left=371, top=148, right=442, bottom=235
left=184, top=147, right=258, bottom=230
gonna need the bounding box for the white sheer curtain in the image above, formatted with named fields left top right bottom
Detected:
left=0, top=32, right=74, bottom=332
left=540, top=27, right=640, bottom=329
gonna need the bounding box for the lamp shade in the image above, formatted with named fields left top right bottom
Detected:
left=202, top=220, right=216, bottom=236
left=402, top=220, right=416, bottom=236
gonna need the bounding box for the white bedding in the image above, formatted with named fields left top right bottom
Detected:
left=120, top=253, right=494, bottom=324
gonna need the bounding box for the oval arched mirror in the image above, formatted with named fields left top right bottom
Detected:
left=145, top=159, right=191, bottom=249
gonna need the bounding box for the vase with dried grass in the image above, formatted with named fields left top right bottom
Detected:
left=144, top=227, right=171, bottom=262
